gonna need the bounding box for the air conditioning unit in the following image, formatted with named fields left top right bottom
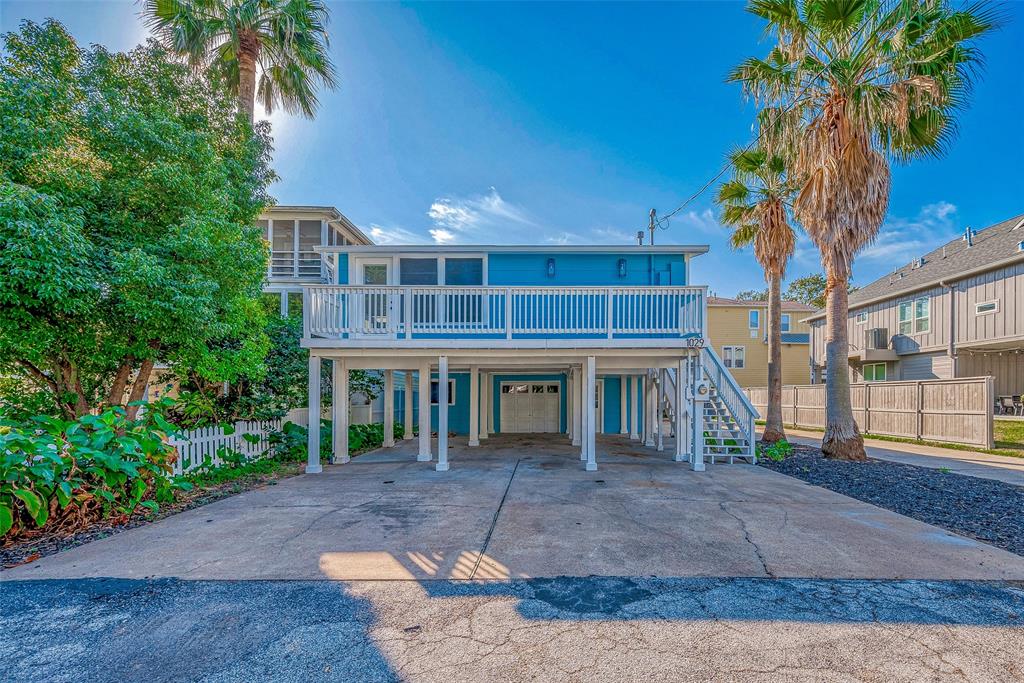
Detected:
left=865, top=328, right=889, bottom=350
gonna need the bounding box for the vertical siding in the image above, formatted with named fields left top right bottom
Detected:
left=958, top=262, right=1024, bottom=344
left=957, top=352, right=1024, bottom=396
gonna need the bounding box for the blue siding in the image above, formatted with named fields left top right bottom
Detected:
left=336, top=256, right=349, bottom=284
left=488, top=253, right=686, bottom=287
left=490, top=373, right=567, bottom=433
left=393, top=372, right=469, bottom=434
left=602, top=376, right=622, bottom=434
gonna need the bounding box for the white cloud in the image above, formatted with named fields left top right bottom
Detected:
left=366, top=223, right=424, bottom=245
left=426, top=187, right=535, bottom=243
left=670, top=208, right=723, bottom=236
left=859, top=201, right=960, bottom=263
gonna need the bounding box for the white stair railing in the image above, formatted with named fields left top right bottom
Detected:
left=699, top=346, right=759, bottom=459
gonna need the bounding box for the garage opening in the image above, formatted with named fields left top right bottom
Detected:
left=499, top=382, right=560, bottom=433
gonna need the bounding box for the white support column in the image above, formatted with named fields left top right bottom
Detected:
left=332, top=358, right=349, bottom=464
left=630, top=376, right=640, bottom=440
left=643, top=374, right=655, bottom=447
left=403, top=370, right=414, bottom=440
left=383, top=370, right=395, bottom=447
left=280, top=291, right=288, bottom=318
left=584, top=356, right=597, bottom=471
left=691, top=357, right=706, bottom=472
left=418, top=360, right=431, bottom=462
left=481, top=373, right=490, bottom=440
left=469, top=364, right=480, bottom=447
left=566, top=369, right=574, bottom=442
left=436, top=356, right=449, bottom=471
left=306, top=354, right=322, bottom=474
left=572, top=366, right=583, bottom=448
left=674, top=359, right=686, bottom=462
left=657, top=369, right=665, bottom=452
left=619, top=374, right=628, bottom=435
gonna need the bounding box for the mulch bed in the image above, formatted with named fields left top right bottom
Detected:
left=759, top=443, right=1024, bottom=557
left=0, top=462, right=303, bottom=570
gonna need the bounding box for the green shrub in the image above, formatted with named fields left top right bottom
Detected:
left=0, top=402, right=191, bottom=539
left=269, top=421, right=406, bottom=460
left=757, top=439, right=793, bottom=462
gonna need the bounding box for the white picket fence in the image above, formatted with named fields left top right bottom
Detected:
left=167, top=419, right=282, bottom=476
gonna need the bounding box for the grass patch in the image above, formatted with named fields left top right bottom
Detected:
left=756, top=419, right=1024, bottom=460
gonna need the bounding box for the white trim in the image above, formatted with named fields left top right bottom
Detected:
left=722, top=345, right=745, bottom=369
left=430, top=379, right=456, bottom=406
left=315, top=244, right=708, bottom=255
left=855, top=311, right=868, bottom=324
left=975, top=299, right=999, bottom=316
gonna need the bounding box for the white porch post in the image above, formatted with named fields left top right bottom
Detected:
left=619, top=374, right=628, bottom=435
left=573, top=366, right=583, bottom=448
left=481, top=372, right=490, bottom=440
left=469, top=364, right=480, bottom=446
left=280, top=291, right=288, bottom=318
left=584, top=355, right=597, bottom=471
left=383, top=369, right=395, bottom=447
left=566, top=369, right=574, bottom=443
left=643, top=374, right=655, bottom=447
left=403, top=370, right=414, bottom=440
left=674, top=359, right=686, bottom=462
left=691, top=355, right=706, bottom=472
left=436, top=355, right=449, bottom=471
left=630, top=376, right=640, bottom=440
left=306, top=354, right=322, bottom=474
left=418, top=360, right=431, bottom=462
left=657, top=369, right=665, bottom=452
left=332, top=358, right=349, bottom=464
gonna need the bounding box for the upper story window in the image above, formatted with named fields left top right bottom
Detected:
left=445, top=258, right=483, bottom=285
left=781, top=314, right=791, bottom=332
left=723, top=346, right=745, bottom=369
left=748, top=310, right=760, bottom=329
left=400, top=258, right=438, bottom=285
left=898, top=296, right=929, bottom=335
left=976, top=300, right=998, bottom=315
left=398, top=257, right=485, bottom=286
left=855, top=311, right=868, bottom=324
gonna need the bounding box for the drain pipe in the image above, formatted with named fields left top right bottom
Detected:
left=940, top=280, right=957, bottom=375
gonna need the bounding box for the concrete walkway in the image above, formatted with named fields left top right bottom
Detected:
left=4, top=434, right=1024, bottom=582
left=771, top=427, right=1024, bottom=487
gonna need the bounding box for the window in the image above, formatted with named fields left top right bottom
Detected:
left=723, top=346, right=745, bottom=369
left=748, top=310, right=760, bottom=329
left=898, top=296, right=929, bottom=335
left=781, top=314, right=791, bottom=332
left=855, top=311, right=868, bottom=324
left=400, top=258, right=438, bottom=285
left=430, top=379, right=456, bottom=405
left=976, top=300, right=999, bottom=315
left=863, top=363, right=886, bottom=382
left=444, top=258, right=483, bottom=285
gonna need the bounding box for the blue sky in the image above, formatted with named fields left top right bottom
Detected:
left=3, top=1, right=1022, bottom=296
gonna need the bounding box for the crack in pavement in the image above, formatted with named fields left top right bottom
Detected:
left=469, top=458, right=521, bottom=580
left=720, top=501, right=775, bottom=578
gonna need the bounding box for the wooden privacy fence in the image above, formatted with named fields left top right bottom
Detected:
left=168, top=419, right=282, bottom=475
left=743, top=376, right=994, bottom=449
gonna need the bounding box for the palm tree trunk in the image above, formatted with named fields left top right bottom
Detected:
left=237, top=30, right=258, bottom=124
left=762, top=273, right=786, bottom=443
left=821, top=267, right=866, bottom=460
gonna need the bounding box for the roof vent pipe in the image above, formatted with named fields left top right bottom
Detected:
left=964, top=226, right=973, bottom=247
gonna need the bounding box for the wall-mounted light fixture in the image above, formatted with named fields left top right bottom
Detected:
left=617, top=258, right=627, bottom=277
left=546, top=258, right=556, bottom=278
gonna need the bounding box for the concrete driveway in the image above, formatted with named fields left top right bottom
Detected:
left=5, top=434, right=1024, bottom=581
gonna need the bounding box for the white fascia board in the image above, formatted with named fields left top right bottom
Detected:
left=314, top=244, right=709, bottom=256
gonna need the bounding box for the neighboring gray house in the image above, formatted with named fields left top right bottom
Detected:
left=807, top=213, right=1024, bottom=396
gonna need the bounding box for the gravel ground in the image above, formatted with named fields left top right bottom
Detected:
left=760, top=443, right=1024, bottom=556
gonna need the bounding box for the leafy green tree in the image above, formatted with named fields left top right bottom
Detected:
left=717, top=148, right=798, bottom=443
left=0, top=20, right=275, bottom=419
left=731, top=0, right=997, bottom=459
left=143, top=0, right=337, bottom=123
left=784, top=274, right=858, bottom=310
left=735, top=288, right=769, bottom=301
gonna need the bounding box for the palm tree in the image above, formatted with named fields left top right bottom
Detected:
left=730, top=0, right=997, bottom=460
left=717, top=148, right=798, bottom=444
left=143, top=0, right=337, bottom=124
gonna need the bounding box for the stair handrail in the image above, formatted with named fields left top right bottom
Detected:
left=699, top=346, right=759, bottom=443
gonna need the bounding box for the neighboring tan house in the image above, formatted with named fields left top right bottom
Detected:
left=707, top=297, right=814, bottom=388
left=807, top=213, right=1024, bottom=396
left=298, top=241, right=759, bottom=473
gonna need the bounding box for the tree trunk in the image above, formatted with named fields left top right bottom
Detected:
left=237, top=31, right=258, bottom=124
left=762, top=273, right=786, bottom=444
left=125, top=357, right=156, bottom=420
left=107, top=359, right=134, bottom=407
left=821, top=267, right=866, bottom=460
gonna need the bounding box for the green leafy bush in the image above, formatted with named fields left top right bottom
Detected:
left=0, top=403, right=191, bottom=539
left=269, top=421, right=406, bottom=461
left=757, top=439, right=793, bottom=462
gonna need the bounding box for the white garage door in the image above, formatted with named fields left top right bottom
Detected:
left=500, top=382, right=560, bottom=433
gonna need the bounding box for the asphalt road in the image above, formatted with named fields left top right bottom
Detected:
left=3, top=577, right=1024, bottom=682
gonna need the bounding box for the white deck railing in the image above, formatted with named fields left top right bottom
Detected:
left=270, top=250, right=322, bottom=279
left=700, top=345, right=759, bottom=445
left=304, top=285, right=706, bottom=341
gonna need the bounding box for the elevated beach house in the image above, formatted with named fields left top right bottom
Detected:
left=293, top=235, right=758, bottom=473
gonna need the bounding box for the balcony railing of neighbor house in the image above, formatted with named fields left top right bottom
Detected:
left=270, top=250, right=322, bottom=279
left=303, top=285, right=706, bottom=341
